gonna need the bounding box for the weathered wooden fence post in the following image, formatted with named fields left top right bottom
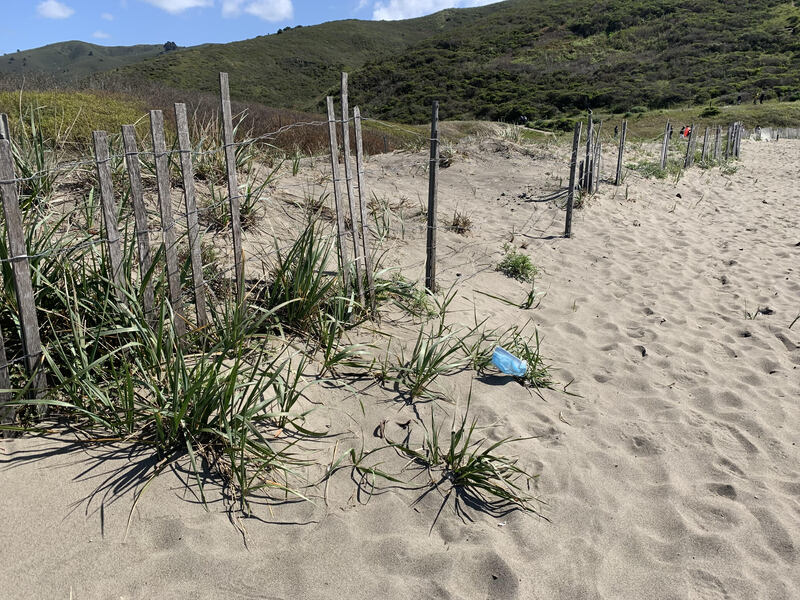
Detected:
left=701, top=127, right=710, bottom=162
left=339, top=73, right=365, bottom=306
left=725, top=124, right=733, bottom=159
left=219, top=72, right=245, bottom=297
left=583, top=113, right=593, bottom=189
left=121, top=125, right=155, bottom=322
left=714, top=125, right=722, bottom=162
left=660, top=121, right=671, bottom=169
left=0, top=140, right=45, bottom=399
left=353, top=106, right=377, bottom=313
left=174, top=102, right=208, bottom=329
left=150, top=110, right=187, bottom=340
left=326, top=96, right=351, bottom=293
left=92, top=131, right=125, bottom=299
left=0, top=113, right=8, bottom=140
left=593, top=140, right=601, bottom=191
left=615, top=120, right=627, bottom=186
left=425, top=100, right=439, bottom=293
left=684, top=124, right=696, bottom=168
left=565, top=121, right=582, bottom=238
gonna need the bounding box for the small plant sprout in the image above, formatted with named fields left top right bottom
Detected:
left=497, top=245, right=537, bottom=282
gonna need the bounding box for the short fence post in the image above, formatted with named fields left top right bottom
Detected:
left=353, top=106, right=377, bottom=313
left=174, top=102, right=208, bottom=329
left=219, top=72, right=245, bottom=297
left=339, top=73, right=365, bottom=306
left=565, top=121, right=582, bottom=238
left=425, top=100, right=439, bottom=293
left=660, top=121, right=670, bottom=169
left=150, top=110, right=187, bottom=340
left=684, top=124, right=696, bottom=168
left=583, top=113, right=593, bottom=189
left=121, top=125, right=155, bottom=322
left=593, top=140, right=601, bottom=191
left=0, top=113, right=8, bottom=140
left=0, top=140, right=45, bottom=399
left=326, top=96, right=351, bottom=293
left=92, top=131, right=125, bottom=299
left=714, top=125, right=722, bottom=162
left=0, top=324, right=12, bottom=430
left=725, top=124, right=733, bottom=159
left=701, top=127, right=710, bottom=162
left=615, top=120, right=627, bottom=186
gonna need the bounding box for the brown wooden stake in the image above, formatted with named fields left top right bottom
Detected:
left=660, top=120, right=670, bottom=169
left=219, top=72, right=245, bottom=297
left=578, top=160, right=584, bottom=189
left=121, top=125, right=155, bottom=322
left=353, top=106, right=376, bottom=313
left=0, top=140, right=45, bottom=398
left=174, top=102, right=208, bottom=329
left=615, top=120, right=627, bottom=186
left=326, top=96, right=350, bottom=293
left=92, top=131, right=125, bottom=299
left=339, top=73, right=365, bottom=306
left=565, top=121, right=582, bottom=238
left=150, top=110, right=187, bottom=340
left=684, top=124, right=696, bottom=168
left=425, top=101, right=439, bottom=293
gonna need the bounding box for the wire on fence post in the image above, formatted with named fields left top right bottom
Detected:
left=425, top=100, right=439, bottom=293
left=219, top=72, right=245, bottom=299
left=565, top=120, right=582, bottom=238
left=175, top=102, right=209, bottom=329
left=0, top=139, right=45, bottom=401
left=340, top=72, right=365, bottom=306
left=150, top=109, right=187, bottom=341
left=326, top=96, right=351, bottom=295
left=121, top=124, right=156, bottom=324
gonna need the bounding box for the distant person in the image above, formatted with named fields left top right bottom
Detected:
left=736, top=95, right=742, bottom=105
left=759, top=93, right=765, bottom=104
left=518, top=115, right=528, bottom=126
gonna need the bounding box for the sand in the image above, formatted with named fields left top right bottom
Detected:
left=1, top=134, right=798, bottom=599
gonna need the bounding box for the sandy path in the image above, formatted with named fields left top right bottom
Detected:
left=1, top=137, right=798, bottom=599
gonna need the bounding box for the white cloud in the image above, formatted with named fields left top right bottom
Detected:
left=36, top=0, right=75, bottom=19
left=356, top=0, right=370, bottom=10
left=101, top=12, right=114, bottom=20
left=139, top=0, right=213, bottom=14
left=93, top=30, right=112, bottom=39
left=372, top=0, right=496, bottom=20
left=223, top=0, right=292, bottom=21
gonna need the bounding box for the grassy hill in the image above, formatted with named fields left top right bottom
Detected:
left=109, top=8, right=500, bottom=110
left=0, top=41, right=165, bottom=81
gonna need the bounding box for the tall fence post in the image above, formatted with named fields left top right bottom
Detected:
left=714, top=125, right=722, bottom=162
left=701, top=127, right=710, bottom=162
left=174, top=102, right=208, bottom=329
left=339, top=73, right=365, bottom=306
left=593, top=139, right=601, bottom=191
left=150, top=110, right=187, bottom=341
left=219, top=72, right=245, bottom=298
left=121, top=125, right=156, bottom=323
left=353, top=106, right=377, bottom=313
left=684, top=123, right=696, bottom=168
left=615, top=120, right=627, bottom=186
left=725, top=124, right=733, bottom=159
left=425, top=101, right=439, bottom=293
left=565, top=121, right=582, bottom=238
left=660, top=121, right=670, bottom=169
left=326, top=96, right=351, bottom=294
left=92, top=131, right=125, bottom=299
left=0, top=113, right=8, bottom=140
left=0, top=140, right=45, bottom=399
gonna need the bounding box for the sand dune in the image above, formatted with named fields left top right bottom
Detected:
left=2, top=136, right=798, bottom=599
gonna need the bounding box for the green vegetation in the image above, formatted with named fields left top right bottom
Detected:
left=497, top=246, right=537, bottom=282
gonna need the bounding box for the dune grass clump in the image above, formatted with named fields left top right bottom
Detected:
left=497, top=245, right=537, bottom=282
left=450, top=210, right=472, bottom=235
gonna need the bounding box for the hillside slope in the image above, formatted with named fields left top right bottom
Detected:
left=0, top=41, right=164, bottom=81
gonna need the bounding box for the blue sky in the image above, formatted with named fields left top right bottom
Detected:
left=0, top=0, right=499, bottom=55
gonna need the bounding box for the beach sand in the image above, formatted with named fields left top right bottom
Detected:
left=1, top=135, right=798, bottom=599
